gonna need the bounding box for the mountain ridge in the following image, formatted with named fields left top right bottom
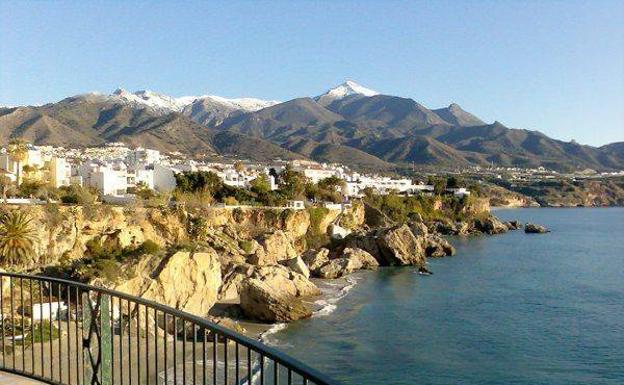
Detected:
left=1, top=81, right=622, bottom=172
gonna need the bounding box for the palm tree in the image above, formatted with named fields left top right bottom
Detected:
left=8, top=139, right=29, bottom=187
left=0, top=211, right=38, bottom=267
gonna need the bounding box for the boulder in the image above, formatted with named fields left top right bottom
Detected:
left=239, top=279, right=312, bottom=322
left=219, top=263, right=255, bottom=301
left=505, top=220, right=522, bottom=230
left=525, top=223, right=549, bottom=234
left=473, top=215, right=508, bottom=235
left=316, top=247, right=378, bottom=279
left=101, top=225, right=146, bottom=250
left=251, top=265, right=320, bottom=297
left=409, top=221, right=429, bottom=237
left=363, top=204, right=394, bottom=228
left=282, top=256, right=310, bottom=278
left=341, top=248, right=379, bottom=270
left=115, top=250, right=221, bottom=317
left=375, top=224, right=426, bottom=267
left=248, top=231, right=297, bottom=265
left=424, top=236, right=456, bottom=258
left=428, top=220, right=458, bottom=235
left=342, top=225, right=426, bottom=267
left=317, top=258, right=355, bottom=279
left=301, top=248, right=330, bottom=273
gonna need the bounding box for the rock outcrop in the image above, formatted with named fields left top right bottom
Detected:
left=248, top=230, right=297, bottom=265
left=301, top=248, right=330, bottom=274
left=524, top=223, right=549, bottom=233
left=472, top=215, right=509, bottom=235
left=343, top=224, right=426, bottom=267
left=424, top=235, right=456, bottom=257
left=115, top=251, right=221, bottom=317
left=504, top=220, right=522, bottom=230
left=281, top=256, right=310, bottom=278
left=238, top=264, right=319, bottom=322
left=314, top=247, right=378, bottom=279
left=239, top=279, right=312, bottom=322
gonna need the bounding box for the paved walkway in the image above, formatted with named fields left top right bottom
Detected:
left=0, top=371, right=45, bottom=384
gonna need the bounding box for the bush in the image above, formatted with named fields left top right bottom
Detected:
left=137, top=239, right=160, bottom=255
left=59, top=185, right=97, bottom=204
left=239, top=240, right=254, bottom=254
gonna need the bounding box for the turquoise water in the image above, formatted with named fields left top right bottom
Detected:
left=271, top=208, right=624, bottom=385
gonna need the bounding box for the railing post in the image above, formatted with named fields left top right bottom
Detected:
left=100, top=294, right=112, bottom=385
left=82, top=292, right=93, bottom=385
left=82, top=292, right=112, bottom=385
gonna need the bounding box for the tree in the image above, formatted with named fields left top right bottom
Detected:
left=427, top=176, right=447, bottom=195
left=278, top=166, right=308, bottom=199
left=0, top=210, right=38, bottom=267
left=234, top=161, right=246, bottom=175
left=250, top=174, right=271, bottom=195
left=0, top=174, right=14, bottom=202
left=59, top=184, right=97, bottom=204
left=174, top=171, right=223, bottom=193
left=8, top=139, right=28, bottom=187
left=446, top=176, right=464, bottom=189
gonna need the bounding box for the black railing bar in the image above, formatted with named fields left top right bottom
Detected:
left=39, top=281, right=44, bottom=377
left=20, top=277, right=25, bottom=372
left=1, top=276, right=4, bottom=369
left=57, top=284, right=61, bottom=382
left=29, top=280, right=34, bottom=377
left=137, top=303, right=141, bottom=385
left=66, top=285, right=71, bottom=385
left=119, top=297, right=124, bottom=385
left=212, top=332, right=216, bottom=385
left=127, top=299, right=132, bottom=385
left=10, top=276, right=16, bottom=370
left=154, top=307, right=158, bottom=385
left=173, top=314, right=177, bottom=385
left=193, top=323, right=197, bottom=385
left=164, top=312, right=168, bottom=385
left=145, top=303, right=149, bottom=385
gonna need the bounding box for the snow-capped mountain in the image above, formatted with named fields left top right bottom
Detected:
left=111, top=88, right=194, bottom=113
left=110, top=88, right=279, bottom=123
left=315, top=80, right=379, bottom=106
left=182, top=96, right=280, bottom=126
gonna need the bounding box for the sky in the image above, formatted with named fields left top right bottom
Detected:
left=1, top=1, right=623, bottom=146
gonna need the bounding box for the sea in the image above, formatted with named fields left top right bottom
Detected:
left=267, top=208, right=624, bottom=385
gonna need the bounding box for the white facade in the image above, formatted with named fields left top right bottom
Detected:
left=49, top=157, right=72, bottom=188
left=344, top=174, right=425, bottom=197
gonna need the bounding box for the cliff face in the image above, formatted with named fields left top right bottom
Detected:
left=0, top=198, right=510, bottom=323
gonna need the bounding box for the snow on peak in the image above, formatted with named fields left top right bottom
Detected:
left=110, top=88, right=277, bottom=113
left=315, top=80, right=379, bottom=105
left=194, top=95, right=280, bottom=111
left=111, top=88, right=195, bottom=112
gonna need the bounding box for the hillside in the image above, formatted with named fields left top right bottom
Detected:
left=1, top=82, right=622, bottom=171
left=0, top=94, right=300, bottom=161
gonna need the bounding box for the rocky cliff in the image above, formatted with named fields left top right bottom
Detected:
left=1, top=198, right=521, bottom=325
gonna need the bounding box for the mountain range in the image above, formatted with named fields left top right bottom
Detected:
left=1, top=81, right=622, bottom=172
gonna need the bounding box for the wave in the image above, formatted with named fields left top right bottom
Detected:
left=259, top=322, right=290, bottom=347
left=312, top=275, right=359, bottom=318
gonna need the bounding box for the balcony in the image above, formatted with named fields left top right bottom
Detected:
left=0, top=272, right=337, bottom=385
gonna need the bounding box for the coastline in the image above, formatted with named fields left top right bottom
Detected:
left=239, top=274, right=364, bottom=344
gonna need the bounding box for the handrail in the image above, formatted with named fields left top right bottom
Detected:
left=0, top=272, right=338, bottom=385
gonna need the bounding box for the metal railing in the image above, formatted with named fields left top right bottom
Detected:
left=0, top=272, right=337, bottom=385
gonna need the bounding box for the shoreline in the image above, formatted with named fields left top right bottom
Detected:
left=238, top=274, right=364, bottom=344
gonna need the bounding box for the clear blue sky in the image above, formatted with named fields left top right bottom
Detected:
left=1, top=1, right=623, bottom=146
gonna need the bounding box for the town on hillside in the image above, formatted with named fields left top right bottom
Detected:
left=1, top=141, right=622, bottom=207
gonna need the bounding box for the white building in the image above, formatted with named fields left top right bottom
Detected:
left=49, top=157, right=72, bottom=188
left=344, top=174, right=424, bottom=197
